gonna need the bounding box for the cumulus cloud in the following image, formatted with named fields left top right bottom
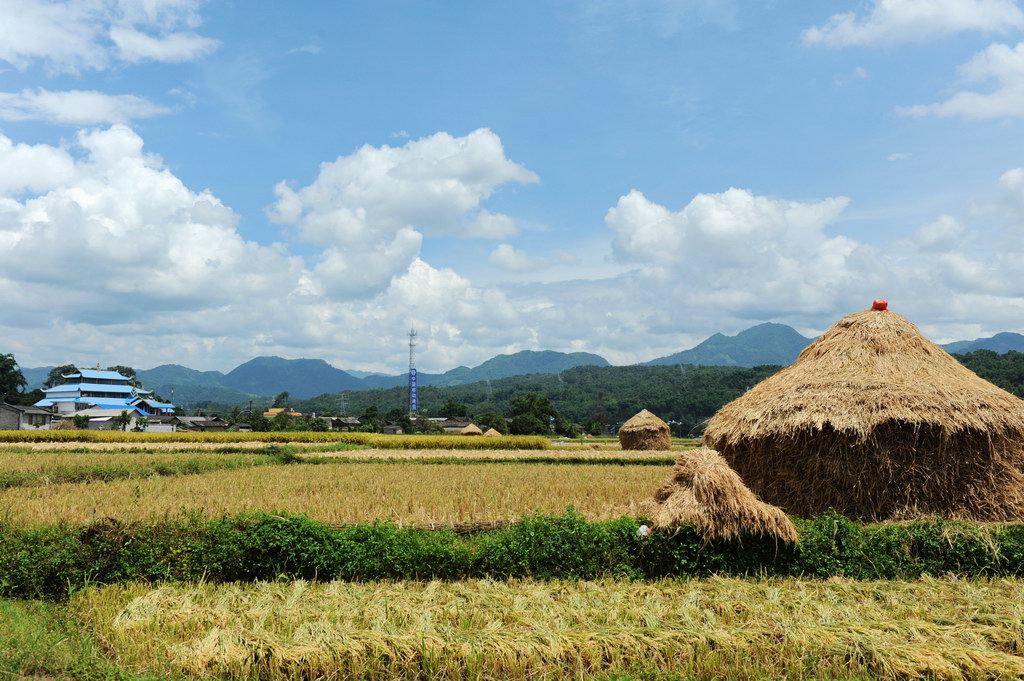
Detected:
left=899, top=42, right=1024, bottom=119
left=0, top=125, right=301, bottom=322
left=914, top=214, right=966, bottom=250
left=6, top=125, right=1024, bottom=375
left=270, top=128, right=538, bottom=297
left=803, top=0, right=1024, bottom=47
left=490, top=244, right=543, bottom=272
left=0, top=88, right=171, bottom=125
left=0, top=0, right=219, bottom=74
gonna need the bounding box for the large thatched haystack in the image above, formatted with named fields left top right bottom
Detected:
left=704, top=304, right=1024, bottom=521
left=644, top=448, right=798, bottom=543
left=483, top=428, right=502, bottom=437
left=461, top=423, right=483, bottom=436
left=619, top=409, right=671, bottom=450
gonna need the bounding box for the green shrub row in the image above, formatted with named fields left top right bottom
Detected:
left=4, top=510, right=1024, bottom=599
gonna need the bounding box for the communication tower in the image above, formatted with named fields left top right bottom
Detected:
left=408, top=328, right=418, bottom=413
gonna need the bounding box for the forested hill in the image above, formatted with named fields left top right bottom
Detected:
left=954, top=350, right=1024, bottom=398
left=298, top=364, right=782, bottom=434
left=297, top=349, right=1024, bottom=433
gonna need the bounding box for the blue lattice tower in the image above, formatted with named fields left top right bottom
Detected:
left=408, top=328, right=418, bottom=413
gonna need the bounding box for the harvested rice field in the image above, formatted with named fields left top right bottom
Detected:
left=0, top=450, right=269, bottom=473
left=0, top=460, right=663, bottom=526
left=73, top=576, right=1024, bottom=681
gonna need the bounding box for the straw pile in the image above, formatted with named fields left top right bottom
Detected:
left=644, top=448, right=798, bottom=543
left=483, top=428, right=502, bottom=437
left=461, top=423, right=483, bottom=436
left=619, top=409, right=671, bottom=450
left=51, top=416, right=76, bottom=430
left=703, top=306, right=1024, bottom=521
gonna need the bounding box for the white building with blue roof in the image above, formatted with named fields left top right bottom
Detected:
left=35, top=369, right=175, bottom=416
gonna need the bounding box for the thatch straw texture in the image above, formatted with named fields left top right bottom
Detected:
left=704, top=307, right=1024, bottom=521
left=619, top=409, right=671, bottom=450
left=51, top=417, right=76, bottom=430
left=643, top=448, right=797, bottom=544
left=461, top=423, right=483, bottom=436
left=483, top=428, right=502, bottom=437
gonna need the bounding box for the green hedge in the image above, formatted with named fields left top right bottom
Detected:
left=4, top=510, right=1024, bottom=599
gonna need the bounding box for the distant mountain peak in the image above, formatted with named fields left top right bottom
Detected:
left=642, top=323, right=814, bottom=368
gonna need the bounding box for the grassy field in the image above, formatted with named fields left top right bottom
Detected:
left=0, top=460, right=663, bottom=526
left=68, top=576, right=1024, bottom=681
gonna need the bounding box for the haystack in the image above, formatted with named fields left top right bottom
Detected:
left=461, top=423, right=483, bottom=436
left=51, top=416, right=76, bottom=430
left=483, top=428, right=502, bottom=437
left=619, top=409, right=671, bottom=450
left=644, top=448, right=798, bottom=543
left=703, top=303, right=1024, bottom=521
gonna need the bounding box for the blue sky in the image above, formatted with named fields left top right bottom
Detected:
left=2, top=0, right=1024, bottom=373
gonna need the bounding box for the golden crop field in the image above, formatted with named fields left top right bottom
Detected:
left=0, top=451, right=268, bottom=474
left=74, top=576, right=1024, bottom=681
left=303, top=448, right=677, bottom=463
left=0, top=461, right=664, bottom=526
left=0, top=430, right=549, bottom=449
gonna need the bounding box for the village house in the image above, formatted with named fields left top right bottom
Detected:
left=0, top=403, right=55, bottom=430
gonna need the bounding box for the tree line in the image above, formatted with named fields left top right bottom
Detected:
left=6, top=350, right=1024, bottom=435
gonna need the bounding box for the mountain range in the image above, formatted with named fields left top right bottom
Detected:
left=19, top=326, right=1024, bottom=406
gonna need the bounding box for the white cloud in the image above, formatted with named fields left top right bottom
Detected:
left=0, top=135, right=76, bottom=194
left=110, top=25, right=218, bottom=63
left=888, top=152, right=911, bottom=161
left=269, top=128, right=538, bottom=297
left=803, top=0, right=1024, bottom=47
left=914, top=214, right=965, bottom=250
left=0, top=0, right=219, bottom=74
left=0, top=88, right=170, bottom=125
left=899, top=42, right=1024, bottom=119
left=490, top=244, right=544, bottom=272
left=468, top=210, right=520, bottom=239
left=6, top=126, right=1024, bottom=375
left=0, top=125, right=301, bottom=322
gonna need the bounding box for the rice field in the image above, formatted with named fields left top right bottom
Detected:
left=0, top=450, right=269, bottom=474
left=0, top=460, right=663, bottom=526
left=73, top=576, right=1024, bottom=681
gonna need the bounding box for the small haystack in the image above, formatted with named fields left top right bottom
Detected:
left=644, top=448, right=798, bottom=543
left=619, top=409, right=671, bottom=450
left=51, top=416, right=77, bottom=430
left=461, top=423, right=483, bottom=436
left=704, top=303, right=1024, bottom=521
left=483, top=428, right=502, bottom=437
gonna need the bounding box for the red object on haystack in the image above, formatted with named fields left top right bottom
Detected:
left=872, top=299, right=889, bottom=311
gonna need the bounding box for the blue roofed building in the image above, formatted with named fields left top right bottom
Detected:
left=34, top=368, right=175, bottom=416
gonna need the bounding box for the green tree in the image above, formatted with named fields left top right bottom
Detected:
left=106, top=365, right=140, bottom=387
left=272, top=391, right=291, bottom=408
left=439, top=399, right=469, bottom=418
left=42, top=364, right=77, bottom=390
left=72, top=414, right=90, bottom=429
left=0, top=353, right=26, bottom=402
left=112, top=410, right=133, bottom=431
left=475, top=411, right=507, bottom=434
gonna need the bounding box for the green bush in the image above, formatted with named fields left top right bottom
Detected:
left=5, top=511, right=1024, bottom=600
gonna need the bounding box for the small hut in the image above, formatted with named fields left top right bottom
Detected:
left=644, top=448, right=798, bottom=544
left=460, top=423, right=483, bottom=436
left=619, top=409, right=671, bottom=450
left=483, top=428, right=502, bottom=437
left=703, top=302, right=1024, bottom=521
